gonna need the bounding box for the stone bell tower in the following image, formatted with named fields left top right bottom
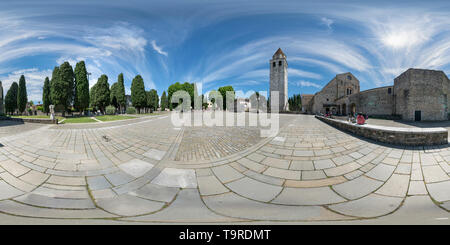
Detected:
left=270, top=48, right=288, bottom=112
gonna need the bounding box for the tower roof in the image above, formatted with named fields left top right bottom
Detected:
left=273, top=48, right=286, bottom=59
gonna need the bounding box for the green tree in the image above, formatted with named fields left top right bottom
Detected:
left=90, top=83, right=97, bottom=111
left=42, top=77, right=51, bottom=114
left=131, top=75, right=146, bottom=113
left=51, top=62, right=73, bottom=114
left=146, top=89, right=158, bottom=112
left=92, top=75, right=110, bottom=113
left=116, top=73, right=126, bottom=113
left=288, top=94, right=302, bottom=112
left=160, top=91, right=168, bottom=111
left=110, top=82, right=119, bottom=108
left=17, top=75, right=28, bottom=114
left=167, top=82, right=194, bottom=110
left=74, top=61, right=90, bottom=114
left=218, top=85, right=235, bottom=110
left=5, top=82, right=18, bottom=115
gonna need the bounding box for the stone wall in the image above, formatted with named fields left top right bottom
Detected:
left=1, top=116, right=58, bottom=124
left=315, top=115, right=448, bottom=146
left=394, top=69, right=450, bottom=121
left=348, top=86, right=394, bottom=116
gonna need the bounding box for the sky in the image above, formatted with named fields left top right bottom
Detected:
left=1, top=0, right=450, bottom=103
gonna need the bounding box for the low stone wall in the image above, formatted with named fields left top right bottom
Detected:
left=1, top=116, right=58, bottom=124
left=316, top=116, right=448, bottom=146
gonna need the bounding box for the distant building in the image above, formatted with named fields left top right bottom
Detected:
left=125, top=95, right=132, bottom=108
left=302, top=69, right=450, bottom=121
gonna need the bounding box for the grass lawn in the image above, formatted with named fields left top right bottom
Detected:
left=95, top=115, right=136, bottom=122
left=60, top=117, right=97, bottom=124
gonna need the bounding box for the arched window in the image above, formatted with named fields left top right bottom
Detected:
left=273, top=62, right=276, bottom=67
left=388, top=88, right=392, bottom=94
left=279, top=61, right=282, bottom=66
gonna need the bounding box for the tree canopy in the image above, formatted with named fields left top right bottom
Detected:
left=74, top=61, right=90, bottom=113
left=131, top=75, right=146, bottom=112
left=160, top=91, right=168, bottom=111
left=5, top=82, right=18, bottom=114
left=218, top=85, right=235, bottom=110
left=288, top=94, right=302, bottom=112
left=91, top=75, right=110, bottom=113
left=17, top=75, right=28, bottom=113
left=42, top=77, right=51, bottom=114
left=146, top=89, right=159, bottom=111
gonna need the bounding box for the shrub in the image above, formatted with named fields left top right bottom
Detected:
left=105, top=105, right=116, bottom=115
left=36, top=105, right=44, bottom=111
left=126, top=106, right=136, bottom=114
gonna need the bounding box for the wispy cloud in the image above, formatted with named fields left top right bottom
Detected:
left=151, top=40, right=168, bottom=56
left=293, top=80, right=322, bottom=89
left=320, top=17, right=334, bottom=29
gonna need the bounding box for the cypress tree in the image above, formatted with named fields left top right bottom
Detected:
left=110, top=82, right=119, bottom=108
left=160, top=91, right=168, bottom=111
left=17, top=75, right=28, bottom=114
left=131, top=75, right=146, bottom=113
left=74, top=61, right=89, bottom=113
left=93, top=75, right=110, bottom=113
left=5, top=82, right=18, bottom=115
left=42, top=77, right=51, bottom=114
left=116, top=73, right=126, bottom=113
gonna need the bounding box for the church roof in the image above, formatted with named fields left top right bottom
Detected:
left=273, top=48, right=286, bottom=59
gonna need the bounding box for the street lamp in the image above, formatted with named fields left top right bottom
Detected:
left=87, top=72, right=92, bottom=81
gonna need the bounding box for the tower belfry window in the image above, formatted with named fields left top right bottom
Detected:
left=279, top=61, right=282, bottom=66
left=273, top=62, right=276, bottom=67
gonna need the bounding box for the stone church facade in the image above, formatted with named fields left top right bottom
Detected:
left=302, top=68, right=450, bottom=121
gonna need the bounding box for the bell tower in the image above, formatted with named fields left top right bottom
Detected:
left=270, top=48, right=288, bottom=111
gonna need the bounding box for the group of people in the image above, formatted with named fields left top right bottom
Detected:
left=348, top=112, right=368, bottom=125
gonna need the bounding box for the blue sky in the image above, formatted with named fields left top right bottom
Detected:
left=1, top=0, right=450, bottom=103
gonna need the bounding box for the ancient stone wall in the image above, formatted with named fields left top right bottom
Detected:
left=349, top=86, right=394, bottom=116
left=394, top=69, right=450, bottom=121
left=316, top=115, right=448, bottom=146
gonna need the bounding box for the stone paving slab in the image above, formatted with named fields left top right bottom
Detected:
left=329, top=193, right=403, bottom=218
left=151, top=168, right=197, bottom=188
left=96, top=194, right=165, bottom=216
left=225, top=177, right=282, bottom=202
left=272, top=186, right=346, bottom=205
left=332, top=176, right=383, bottom=200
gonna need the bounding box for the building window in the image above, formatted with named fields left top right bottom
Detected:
left=279, top=61, right=282, bottom=66
left=388, top=88, right=392, bottom=94
left=326, top=98, right=329, bottom=101
left=347, top=75, right=352, bottom=80
left=273, top=62, right=276, bottom=67
left=349, top=89, right=352, bottom=94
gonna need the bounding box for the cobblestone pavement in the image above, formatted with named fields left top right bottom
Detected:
left=0, top=113, right=448, bottom=224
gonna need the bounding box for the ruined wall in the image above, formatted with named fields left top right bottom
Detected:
left=394, top=69, right=450, bottom=121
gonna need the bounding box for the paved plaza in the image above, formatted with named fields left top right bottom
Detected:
left=0, top=113, right=449, bottom=224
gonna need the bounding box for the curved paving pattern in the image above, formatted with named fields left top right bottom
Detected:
left=0, top=113, right=448, bottom=223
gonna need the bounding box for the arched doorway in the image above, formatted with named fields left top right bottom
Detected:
left=350, top=103, right=356, bottom=115
left=342, top=103, right=347, bottom=115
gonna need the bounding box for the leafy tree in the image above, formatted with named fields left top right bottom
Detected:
left=90, top=83, right=97, bottom=111
left=218, top=85, right=235, bottom=110
left=74, top=61, right=90, bottom=113
left=92, top=75, right=110, bottom=113
left=208, top=90, right=222, bottom=110
left=131, top=75, right=146, bottom=113
left=51, top=62, right=73, bottom=113
left=116, top=73, right=126, bottom=113
left=167, top=82, right=194, bottom=110
left=42, top=77, right=51, bottom=114
left=5, top=82, right=18, bottom=115
left=146, top=89, right=159, bottom=112
left=288, top=94, right=302, bottom=112
left=110, top=82, right=119, bottom=108
left=160, top=91, right=168, bottom=111
left=17, top=75, right=28, bottom=114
